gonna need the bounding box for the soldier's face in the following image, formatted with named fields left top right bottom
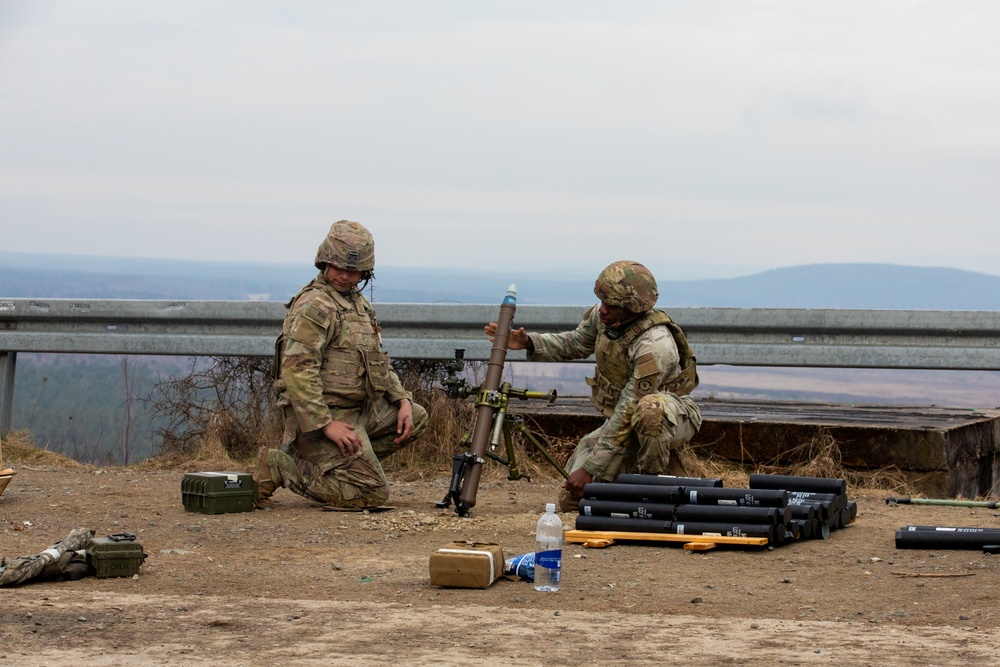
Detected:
left=325, top=265, right=364, bottom=293
left=598, top=301, right=634, bottom=327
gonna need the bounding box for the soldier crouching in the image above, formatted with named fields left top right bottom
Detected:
left=485, top=260, right=702, bottom=513
left=252, top=220, right=427, bottom=509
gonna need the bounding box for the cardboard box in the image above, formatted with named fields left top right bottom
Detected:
left=429, top=541, right=504, bottom=589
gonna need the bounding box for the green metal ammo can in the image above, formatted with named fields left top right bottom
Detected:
left=86, top=535, right=145, bottom=578
left=181, top=472, right=257, bottom=514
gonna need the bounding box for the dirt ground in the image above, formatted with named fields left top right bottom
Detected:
left=2, top=461, right=1000, bottom=667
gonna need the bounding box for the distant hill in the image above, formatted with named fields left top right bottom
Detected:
left=667, top=264, right=1000, bottom=310
left=3, top=252, right=1000, bottom=310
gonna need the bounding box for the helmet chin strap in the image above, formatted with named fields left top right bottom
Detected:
left=603, top=311, right=644, bottom=339
left=363, top=271, right=374, bottom=300
left=332, top=270, right=373, bottom=296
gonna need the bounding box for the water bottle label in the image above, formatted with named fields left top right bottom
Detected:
left=536, top=549, right=561, bottom=570
left=504, top=552, right=536, bottom=581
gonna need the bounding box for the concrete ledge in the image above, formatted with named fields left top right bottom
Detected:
left=516, top=397, right=1000, bottom=498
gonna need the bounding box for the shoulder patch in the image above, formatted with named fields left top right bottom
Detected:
left=634, top=351, right=660, bottom=397
left=301, top=304, right=330, bottom=328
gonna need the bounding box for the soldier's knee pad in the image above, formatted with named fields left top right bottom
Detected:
left=632, top=394, right=679, bottom=439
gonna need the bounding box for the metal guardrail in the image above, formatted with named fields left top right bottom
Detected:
left=2, top=298, right=1000, bottom=434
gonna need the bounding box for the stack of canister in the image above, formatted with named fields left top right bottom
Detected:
left=574, top=473, right=854, bottom=547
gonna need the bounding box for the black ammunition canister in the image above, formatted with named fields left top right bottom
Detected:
left=787, top=503, right=816, bottom=522
left=578, top=499, right=676, bottom=521
left=674, top=504, right=783, bottom=526
left=582, top=482, right=684, bottom=504
left=616, top=473, right=723, bottom=488
left=575, top=514, right=673, bottom=533
left=786, top=497, right=832, bottom=521
left=673, top=521, right=776, bottom=544
left=790, top=519, right=813, bottom=539
left=748, top=473, right=847, bottom=496
left=683, top=487, right=788, bottom=508
left=785, top=521, right=799, bottom=540
left=895, top=526, right=1000, bottom=550
left=786, top=491, right=845, bottom=512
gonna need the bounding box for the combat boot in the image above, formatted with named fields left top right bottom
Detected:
left=252, top=446, right=278, bottom=508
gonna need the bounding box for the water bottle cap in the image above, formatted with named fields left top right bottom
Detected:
left=545, top=503, right=556, bottom=513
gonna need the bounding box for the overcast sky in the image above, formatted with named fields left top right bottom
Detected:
left=1, top=1, right=998, bottom=280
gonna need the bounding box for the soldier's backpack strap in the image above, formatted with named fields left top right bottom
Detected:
left=616, top=310, right=699, bottom=396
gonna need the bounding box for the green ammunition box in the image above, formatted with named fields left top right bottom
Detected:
left=86, top=536, right=145, bottom=578
left=181, top=471, right=257, bottom=514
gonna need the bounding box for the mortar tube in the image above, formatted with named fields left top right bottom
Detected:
left=457, top=284, right=516, bottom=512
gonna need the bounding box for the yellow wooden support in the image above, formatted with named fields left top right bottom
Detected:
left=564, top=529, right=768, bottom=548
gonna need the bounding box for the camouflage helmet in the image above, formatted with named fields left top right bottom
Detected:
left=315, top=220, right=375, bottom=272
left=593, top=260, right=658, bottom=312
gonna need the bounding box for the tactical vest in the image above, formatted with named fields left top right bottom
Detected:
left=587, top=309, right=699, bottom=418
left=273, top=281, right=393, bottom=407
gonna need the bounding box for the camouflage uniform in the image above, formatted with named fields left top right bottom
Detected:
left=527, top=261, right=702, bottom=511
left=254, top=221, right=428, bottom=508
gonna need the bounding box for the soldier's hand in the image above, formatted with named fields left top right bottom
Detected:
left=394, top=399, right=414, bottom=444
left=484, top=322, right=530, bottom=350
left=561, top=468, right=593, bottom=499
left=323, top=421, right=361, bottom=456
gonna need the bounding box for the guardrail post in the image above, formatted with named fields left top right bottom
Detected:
left=0, top=351, right=15, bottom=437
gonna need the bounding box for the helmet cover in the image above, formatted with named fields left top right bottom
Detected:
left=315, top=220, right=375, bottom=272
left=593, top=260, right=658, bottom=312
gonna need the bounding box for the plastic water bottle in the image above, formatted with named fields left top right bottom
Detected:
left=534, top=503, right=562, bottom=592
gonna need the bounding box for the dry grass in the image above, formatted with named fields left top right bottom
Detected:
left=1, top=381, right=925, bottom=499
left=684, top=428, right=922, bottom=496
left=139, top=432, right=240, bottom=472
left=0, top=430, right=84, bottom=468
left=382, top=390, right=572, bottom=483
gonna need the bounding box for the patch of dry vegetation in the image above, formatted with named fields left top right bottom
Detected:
left=684, top=428, right=921, bottom=496
left=0, top=430, right=84, bottom=468
left=7, top=355, right=928, bottom=499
